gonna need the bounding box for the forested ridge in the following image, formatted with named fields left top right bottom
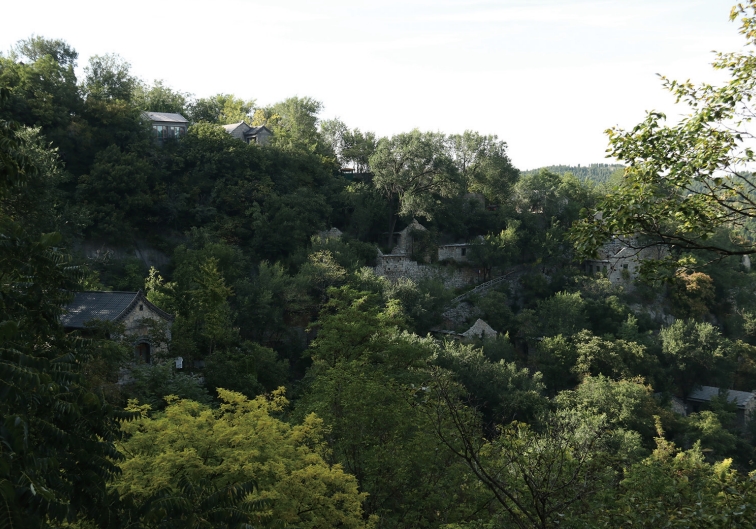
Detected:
left=5, top=4, right=756, bottom=528
left=522, top=164, right=625, bottom=185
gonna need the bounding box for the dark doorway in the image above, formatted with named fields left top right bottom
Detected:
left=135, top=342, right=151, bottom=364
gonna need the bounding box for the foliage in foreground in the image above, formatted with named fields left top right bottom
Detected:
left=116, top=389, right=373, bottom=529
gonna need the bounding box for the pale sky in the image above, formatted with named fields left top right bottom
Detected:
left=2, top=0, right=747, bottom=169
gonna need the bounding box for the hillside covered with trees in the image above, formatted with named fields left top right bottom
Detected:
left=5, top=3, right=756, bottom=528
left=522, top=163, right=625, bottom=184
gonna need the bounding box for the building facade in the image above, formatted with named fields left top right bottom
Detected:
left=143, top=112, right=189, bottom=142
left=222, top=122, right=273, bottom=145
left=60, top=291, right=173, bottom=364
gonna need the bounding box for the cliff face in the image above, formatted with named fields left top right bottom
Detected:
left=78, top=239, right=172, bottom=271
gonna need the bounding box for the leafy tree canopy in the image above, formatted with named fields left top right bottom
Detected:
left=572, top=1, right=756, bottom=269
left=117, top=390, right=373, bottom=529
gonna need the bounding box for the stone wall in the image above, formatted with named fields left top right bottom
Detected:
left=438, top=244, right=470, bottom=262
left=584, top=244, right=667, bottom=291
left=121, top=302, right=172, bottom=341
left=374, top=254, right=483, bottom=289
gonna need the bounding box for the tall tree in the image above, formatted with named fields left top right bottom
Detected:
left=116, top=390, right=372, bottom=529
left=572, top=1, right=756, bottom=268
left=82, top=54, right=136, bottom=102
left=0, top=38, right=82, bottom=160
left=427, top=371, right=618, bottom=529
left=297, top=288, right=480, bottom=527
left=660, top=319, right=734, bottom=398
left=12, top=35, right=78, bottom=67
left=187, top=93, right=255, bottom=124
left=133, top=80, right=190, bottom=115
left=0, top=86, right=128, bottom=528
left=253, top=96, right=326, bottom=154
left=321, top=118, right=377, bottom=172
left=369, top=130, right=461, bottom=248
left=448, top=130, right=520, bottom=203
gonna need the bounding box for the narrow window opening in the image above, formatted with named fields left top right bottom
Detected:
left=135, top=342, right=151, bottom=364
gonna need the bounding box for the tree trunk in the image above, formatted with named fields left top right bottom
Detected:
left=387, top=196, right=398, bottom=251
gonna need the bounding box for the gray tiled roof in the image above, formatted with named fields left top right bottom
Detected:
left=687, top=386, right=756, bottom=408
left=60, top=291, right=174, bottom=329
left=246, top=126, right=271, bottom=135
left=60, top=291, right=139, bottom=328
left=143, top=112, right=188, bottom=123
left=222, top=122, right=247, bottom=132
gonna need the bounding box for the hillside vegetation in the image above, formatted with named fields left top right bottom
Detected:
left=522, top=163, right=625, bottom=184
left=5, top=5, right=756, bottom=526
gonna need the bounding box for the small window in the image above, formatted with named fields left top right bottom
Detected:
left=139, top=304, right=144, bottom=311
left=622, top=264, right=628, bottom=270
left=461, top=248, right=467, bottom=256
left=135, top=342, right=151, bottom=364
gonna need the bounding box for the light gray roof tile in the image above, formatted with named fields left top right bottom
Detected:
left=687, top=385, right=755, bottom=408
left=143, top=112, right=188, bottom=123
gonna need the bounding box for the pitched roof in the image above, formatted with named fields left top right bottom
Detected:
left=222, top=121, right=250, bottom=133
left=143, top=112, right=188, bottom=123
left=687, top=386, right=756, bottom=408
left=461, top=319, right=498, bottom=339
left=400, top=219, right=427, bottom=234
left=60, top=291, right=173, bottom=329
left=246, top=125, right=271, bottom=135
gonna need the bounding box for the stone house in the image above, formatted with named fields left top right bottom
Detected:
left=431, top=319, right=497, bottom=341
left=143, top=112, right=189, bottom=141
left=387, top=220, right=476, bottom=263
left=582, top=237, right=666, bottom=288
left=60, top=291, right=173, bottom=364
left=318, top=227, right=343, bottom=241
left=374, top=220, right=485, bottom=288
left=222, top=122, right=273, bottom=145
left=438, top=243, right=471, bottom=263
left=685, top=386, right=756, bottom=427
left=389, top=219, right=427, bottom=256
left=461, top=319, right=498, bottom=340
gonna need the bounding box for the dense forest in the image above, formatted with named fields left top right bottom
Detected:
left=5, top=3, right=756, bottom=528
left=522, top=164, right=625, bottom=185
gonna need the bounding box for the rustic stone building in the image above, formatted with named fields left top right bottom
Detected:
left=431, top=319, right=497, bottom=341
left=374, top=219, right=484, bottom=288
left=222, top=122, right=273, bottom=145
left=685, top=386, right=756, bottom=428
left=438, top=243, right=471, bottom=263
left=60, top=291, right=173, bottom=364
left=461, top=319, right=498, bottom=340
left=582, top=237, right=666, bottom=288
left=374, top=220, right=485, bottom=288
left=318, top=227, right=343, bottom=241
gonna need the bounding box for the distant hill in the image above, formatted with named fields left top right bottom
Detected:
left=522, top=163, right=625, bottom=184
